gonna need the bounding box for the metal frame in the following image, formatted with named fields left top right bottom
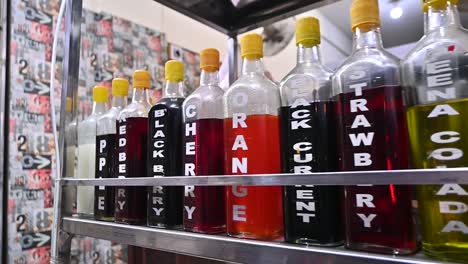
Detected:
left=0, top=0, right=9, bottom=261
left=50, top=0, right=466, bottom=264
left=62, top=217, right=457, bottom=264
left=50, top=0, right=83, bottom=263
left=60, top=168, right=468, bottom=187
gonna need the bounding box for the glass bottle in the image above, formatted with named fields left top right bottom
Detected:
left=115, top=70, right=152, bottom=224
left=94, top=78, right=129, bottom=221
left=279, top=17, right=343, bottom=246
left=224, top=33, right=283, bottom=241
left=183, top=49, right=226, bottom=234
left=64, top=97, right=77, bottom=215
left=402, top=0, right=468, bottom=262
left=147, top=60, right=185, bottom=228
left=77, top=86, right=108, bottom=218
left=332, top=0, right=417, bottom=254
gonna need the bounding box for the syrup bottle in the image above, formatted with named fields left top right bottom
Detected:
left=77, top=86, right=108, bottom=218
left=332, top=0, right=417, bottom=254
left=114, top=70, right=152, bottom=224
left=95, top=78, right=129, bottom=221
left=183, top=49, right=226, bottom=233
left=64, top=97, right=77, bottom=215
left=402, top=0, right=468, bottom=262
left=147, top=60, right=185, bottom=228
left=224, top=33, right=283, bottom=241
left=279, top=17, right=343, bottom=246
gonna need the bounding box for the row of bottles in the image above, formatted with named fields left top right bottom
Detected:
left=70, top=0, right=468, bottom=262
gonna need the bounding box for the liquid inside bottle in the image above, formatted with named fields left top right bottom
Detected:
left=77, top=86, right=108, bottom=218
left=95, top=78, right=129, bottom=221
left=224, top=34, right=283, bottom=241
left=183, top=49, right=226, bottom=234
left=147, top=61, right=185, bottom=228
left=115, top=70, right=152, bottom=224
left=402, top=1, right=468, bottom=261
left=332, top=0, right=416, bottom=254
left=280, top=17, right=343, bottom=246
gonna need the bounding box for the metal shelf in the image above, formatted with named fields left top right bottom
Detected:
left=152, top=0, right=339, bottom=36
left=61, top=168, right=468, bottom=186
left=62, top=217, right=457, bottom=264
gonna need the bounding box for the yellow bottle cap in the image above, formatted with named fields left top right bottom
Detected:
left=165, top=60, right=184, bottom=82
left=423, top=0, right=458, bottom=12
left=66, top=97, right=72, bottom=112
left=241, top=33, right=263, bottom=59
left=93, top=86, right=108, bottom=103
left=133, top=70, right=151, bottom=89
left=112, top=78, right=129, bottom=97
left=350, top=0, right=381, bottom=32
left=296, top=17, right=321, bottom=47
left=200, top=48, right=220, bottom=72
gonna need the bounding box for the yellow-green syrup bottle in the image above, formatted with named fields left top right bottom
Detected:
left=402, top=0, right=468, bottom=262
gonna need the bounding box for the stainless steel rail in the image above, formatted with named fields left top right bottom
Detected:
left=61, top=168, right=468, bottom=186
left=62, top=217, right=458, bottom=264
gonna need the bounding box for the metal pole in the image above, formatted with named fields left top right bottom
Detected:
left=0, top=0, right=10, bottom=262
left=227, top=36, right=239, bottom=85
left=51, top=0, right=83, bottom=262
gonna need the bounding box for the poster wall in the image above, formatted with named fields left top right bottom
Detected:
left=8, top=0, right=199, bottom=263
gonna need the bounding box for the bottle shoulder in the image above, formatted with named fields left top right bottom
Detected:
left=118, top=102, right=151, bottom=120
left=402, top=28, right=468, bottom=65
left=152, top=97, right=185, bottom=109
left=334, top=48, right=400, bottom=78
left=226, top=74, right=279, bottom=95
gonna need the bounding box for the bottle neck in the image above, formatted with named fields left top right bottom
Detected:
left=200, top=70, right=220, bottom=86
left=425, top=3, right=461, bottom=33
left=297, top=45, right=321, bottom=64
left=132, top=88, right=151, bottom=104
left=92, top=102, right=107, bottom=115
left=241, top=57, right=265, bottom=76
left=111, top=96, right=128, bottom=109
left=163, top=80, right=185, bottom=98
left=353, top=26, right=384, bottom=51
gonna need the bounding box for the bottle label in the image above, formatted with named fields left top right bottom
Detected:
left=183, top=104, right=198, bottom=222
left=148, top=107, right=169, bottom=177
left=418, top=50, right=468, bottom=235
left=338, top=68, right=411, bottom=235
left=115, top=120, right=128, bottom=215
left=95, top=134, right=115, bottom=215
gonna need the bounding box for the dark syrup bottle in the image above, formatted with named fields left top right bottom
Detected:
left=95, top=78, right=129, bottom=221
left=114, top=70, right=152, bottom=225
left=279, top=17, right=343, bottom=246
left=147, top=60, right=185, bottom=229
left=332, top=0, right=417, bottom=255
left=183, top=49, right=226, bottom=233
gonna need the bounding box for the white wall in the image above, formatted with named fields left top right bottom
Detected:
left=83, top=0, right=352, bottom=82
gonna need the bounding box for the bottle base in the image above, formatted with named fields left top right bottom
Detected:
left=228, top=231, right=284, bottom=242
left=148, top=223, right=183, bottom=230
left=422, top=242, right=468, bottom=263
left=346, top=242, right=417, bottom=255
left=184, top=225, right=226, bottom=234
left=94, top=216, right=115, bottom=222
left=77, top=212, right=94, bottom=219
left=287, top=237, right=343, bottom=247
left=115, top=218, right=146, bottom=225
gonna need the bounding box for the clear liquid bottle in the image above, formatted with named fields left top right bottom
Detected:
left=147, top=60, right=185, bottom=228
left=332, top=0, right=417, bottom=254
left=94, top=78, right=129, bottom=221
left=183, top=49, right=226, bottom=234
left=402, top=0, right=468, bottom=262
left=64, top=97, right=78, bottom=215
left=77, top=86, right=109, bottom=218
left=114, top=70, right=152, bottom=224
left=224, top=33, right=283, bottom=241
left=280, top=17, right=343, bottom=246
